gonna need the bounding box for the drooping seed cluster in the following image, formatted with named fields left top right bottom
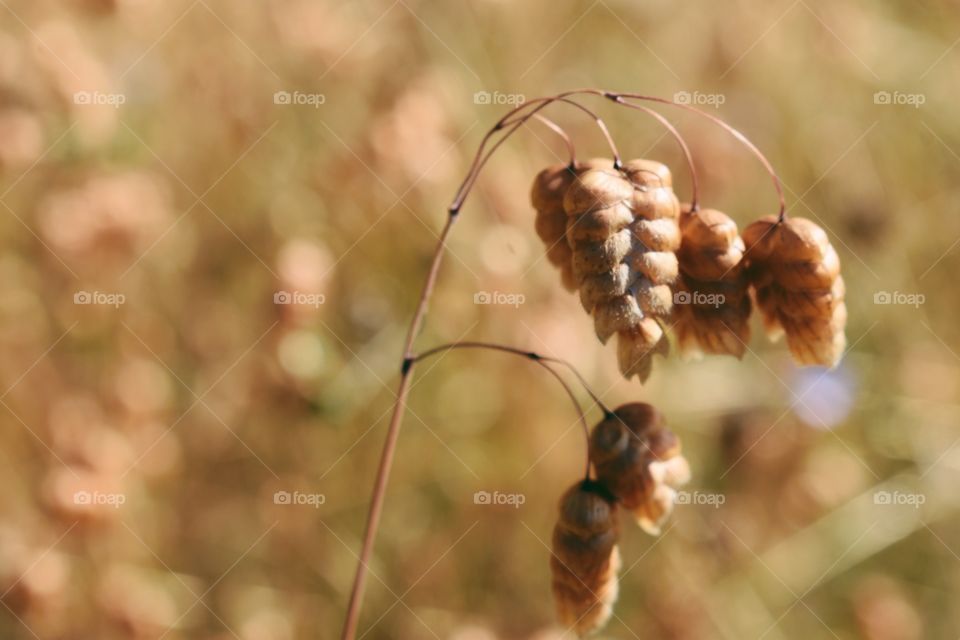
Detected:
left=531, top=159, right=846, bottom=377
left=551, top=403, right=689, bottom=637
left=743, top=216, right=847, bottom=366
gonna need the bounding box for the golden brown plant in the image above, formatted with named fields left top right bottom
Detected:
left=550, top=480, right=622, bottom=637
left=344, top=90, right=850, bottom=640
left=589, top=403, right=690, bottom=534
left=742, top=216, right=847, bottom=367
left=675, top=206, right=752, bottom=358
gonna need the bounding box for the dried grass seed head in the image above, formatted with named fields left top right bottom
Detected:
left=551, top=479, right=621, bottom=638
left=554, top=159, right=681, bottom=383
left=675, top=206, right=752, bottom=359
left=589, top=403, right=690, bottom=535
left=743, top=216, right=847, bottom=367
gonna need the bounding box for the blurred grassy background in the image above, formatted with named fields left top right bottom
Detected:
left=0, top=0, right=958, bottom=638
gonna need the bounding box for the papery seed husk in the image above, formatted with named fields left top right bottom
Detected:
left=635, top=218, right=682, bottom=252
left=630, top=251, right=679, bottom=284
left=615, top=319, right=668, bottom=382
left=571, top=230, right=632, bottom=277
left=634, top=281, right=674, bottom=317
left=579, top=264, right=630, bottom=313
left=566, top=203, right=635, bottom=244
left=562, top=168, right=633, bottom=214
left=621, top=158, right=673, bottom=188
left=593, top=295, right=643, bottom=344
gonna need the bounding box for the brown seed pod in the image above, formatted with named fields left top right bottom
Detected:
left=531, top=159, right=615, bottom=291
left=674, top=206, right=752, bottom=359
left=589, top=403, right=690, bottom=534
left=742, top=216, right=847, bottom=367
left=558, top=159, right=681, bottom=382
left=551, top=480, right=621, bottom=637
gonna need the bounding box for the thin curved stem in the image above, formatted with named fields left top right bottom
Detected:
left=608, top=93, right=787, bottom=221
left=340, top=214, right=457, bottom=640
left=614, top=101, right=700, bottom=212
left=501, top=96, right=621, bottom=168
left=412, top=341, right=610, bottom=415
left=532, top=114, right=576, bottom=166
left=410, top=341, right=594, bottom=480
left=449, top=91, right=617, bottom=213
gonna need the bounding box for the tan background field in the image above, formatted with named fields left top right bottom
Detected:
left=0, top=0, right=957, bottom=638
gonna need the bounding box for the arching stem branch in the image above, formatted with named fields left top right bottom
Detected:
left=615, top=101, right=700, bottom=212
left=410, top=341, right=599, bottom=480
left=608, top=92, right=787, bottom=221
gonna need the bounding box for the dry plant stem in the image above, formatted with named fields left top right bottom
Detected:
left=342, top=104, right=589, bottom=639
left=532, top=113, right=577, bottom=165
left=615, top=101, right=700, bottom=211
left=451, top=94, right=620, bottom=211
left=412, top=341, right=611, bottom=415
left=609, top=93, right=787, bottom=221
left=500, top=97, right=621, bottom=167
left=410, top=341, right=597, bottom=479
left=340, top=214, right=456, bottom=640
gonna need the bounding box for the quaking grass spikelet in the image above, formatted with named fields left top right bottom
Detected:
left=675, top=206, right=752, bottom=358
left=561, top=159, right=680, bottom=382
left=742, top=216, right=847, bottom=367
left=589, top=403, right=690, bottom=534
left=551, top=480, right=622, bottom=637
